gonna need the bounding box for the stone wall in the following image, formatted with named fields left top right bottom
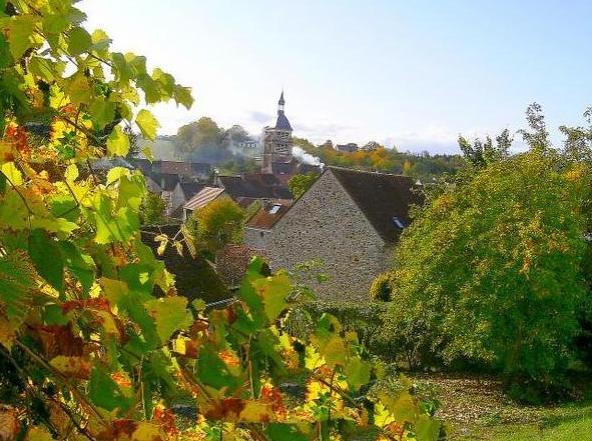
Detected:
left=264, top=170, right=391, bottom=302
left=245, top=227, right=270, bottom=251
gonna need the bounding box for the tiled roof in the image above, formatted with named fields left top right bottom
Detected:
left=246, top=201, right=292, bottom=230
left=184, top=187, right=226, bottom=211
left=217, top=175, right=293, bottom=200
left=179, top=182, right=204, bottom=198
left=329, top=167, right=423, bottom=243
left=141, top=225, right=231, bottom=304
left=157, top=161, right=194, bottom=175
left=215, top=244, right=259, bottom=288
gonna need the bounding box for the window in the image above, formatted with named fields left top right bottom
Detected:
left=392, top=216, right=405, bottom=229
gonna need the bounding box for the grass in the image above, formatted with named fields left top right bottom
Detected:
left=410, top=373, right=592, bottom=440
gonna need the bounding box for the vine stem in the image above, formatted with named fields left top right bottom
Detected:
left=15, top=341, right=110, bottom=429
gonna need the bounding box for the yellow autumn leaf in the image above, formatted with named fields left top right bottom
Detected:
left=1, top=162, right=23, bottom=186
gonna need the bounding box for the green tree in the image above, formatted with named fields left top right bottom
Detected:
left=383, top=150, right=590, bottom=394
left=457, top=129, right=513, bottom=168
left=189, top=198, right=245, bottom=259
left=142, top=192, right=166, bottom=225
left=288, top=172, right=319, bottom=198
left=177, top=117, right=223, bottom=151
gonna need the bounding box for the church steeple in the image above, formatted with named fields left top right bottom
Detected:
left=278, top=90, right=285, bottom=113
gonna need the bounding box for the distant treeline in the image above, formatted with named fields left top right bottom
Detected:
left=294, top=137, right=465, bottom=181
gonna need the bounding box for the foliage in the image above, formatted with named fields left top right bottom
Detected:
left=369, top=273, right=394, bottom=302
left=382, top=150, right=591, bottom=390
left=0, top=2, right=441, bottom=440
left=294, top=137, right=464, bottom=181
left=187, top=197, right=245, bottom=260
left=142, top=192, right=166, bottom=225
left=457, top=129, right=512, bottom=169
left=288, top=172, right=319, bottom=198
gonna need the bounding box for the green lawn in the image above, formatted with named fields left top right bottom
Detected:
left=410, top=374, right=592, bottom=441
left=490, top=416, right=592, bottom=441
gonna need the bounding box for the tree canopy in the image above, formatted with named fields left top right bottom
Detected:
left=382, top=149, right=591, bottom=391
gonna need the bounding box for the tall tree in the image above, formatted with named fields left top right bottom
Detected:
left=519, top=102, right=551, bottom=152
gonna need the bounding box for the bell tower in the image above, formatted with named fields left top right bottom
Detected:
left=262, top=91, right=294, bottom=174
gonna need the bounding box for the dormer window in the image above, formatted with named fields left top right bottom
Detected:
left=269, top=204, right=281, bottom=215
left=392, top=217, right=405, bottom=229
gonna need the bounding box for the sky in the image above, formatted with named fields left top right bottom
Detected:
left=79, top=0, right=592, bottom=154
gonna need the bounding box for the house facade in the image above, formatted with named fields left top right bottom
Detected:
left=245, top=167, right=421, bottom=302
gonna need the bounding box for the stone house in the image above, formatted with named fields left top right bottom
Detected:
left=245, top=167, right=422, bottom=302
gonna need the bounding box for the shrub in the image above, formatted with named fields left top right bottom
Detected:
left=370, top=272, right=394, bottom=302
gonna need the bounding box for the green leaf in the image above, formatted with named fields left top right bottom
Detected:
left=414, top=415, right=441, bottom=441
left=265, top=424, right=308, bottom=441
left=106, top=125, right=130, bottom=157
left=0, top=250, right=36, bottom=344
left=135, top=109, right=159, bottom=141
left=60, top=241, right=95, bottom=295
left=89, top=367, right=131, bottom=412
left=344, top=357, right=371, bottom=391
left=89, top=97, right=116, bottom=130
left=197, top=344, right=241, bottom=391
left=28, top=229, right=64, bottom=293
left=251, top=273, right=291, bottom=323
left=68, top=26, right=92, bottom=56
left=6, top=15, right=37, bottom=59
left=91, top=29, right=111, bottom=52
left=173, top=85, right=194, bottom=110
left=144, top=296, right=192, bottom=342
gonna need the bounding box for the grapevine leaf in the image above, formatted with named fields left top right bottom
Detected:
left=251, top=273, right=291, bottom=323
left=344, top=357, right=371, bottom=391
left=60, top=241, right=95, bottom=295
left=89, top=97, right=116, bottom=130
left=6, top=15, right=37, bottom=59
left=28, top=229, right=64, bottom=294
left=68, top=26, right=92, bottom=55
left=1, top=162, right=23, bottom=186
left=89, top=366, right=131, bottom=412
left=106, top=125, right=130, bottom=157
left=144, top=296, right=192, bottom=343
left=198, top=344, right=241, bottom=391
left=415, top=415, right=441, bottom=441
left=135, top=109, right=159, bottom=141
left=173, top=85, right=194, bottom=110
left=265, top=424, right=308, bottom=441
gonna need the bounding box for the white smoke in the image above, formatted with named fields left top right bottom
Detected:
left=292, top=146, right=324, bottom=168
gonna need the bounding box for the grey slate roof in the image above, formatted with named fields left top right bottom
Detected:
left=329, top=167, right=423, bottom=243
left=275, top=112, right=293, bottom=131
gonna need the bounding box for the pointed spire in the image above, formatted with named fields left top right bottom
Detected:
left=278, top=90, right=285, bottom=106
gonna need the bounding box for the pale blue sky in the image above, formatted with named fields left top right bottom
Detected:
left=80, top=0, right=592, bottom=153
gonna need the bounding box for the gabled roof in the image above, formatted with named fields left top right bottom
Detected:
left=217, top=175, right=293, bottom=200
left=179, top=182, right=204, bottom=198
left=247, top=201, right=292, bottom=230
left=184, top=187, right=226, bottom=211
left=329, top=167, right=422, bottom=243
